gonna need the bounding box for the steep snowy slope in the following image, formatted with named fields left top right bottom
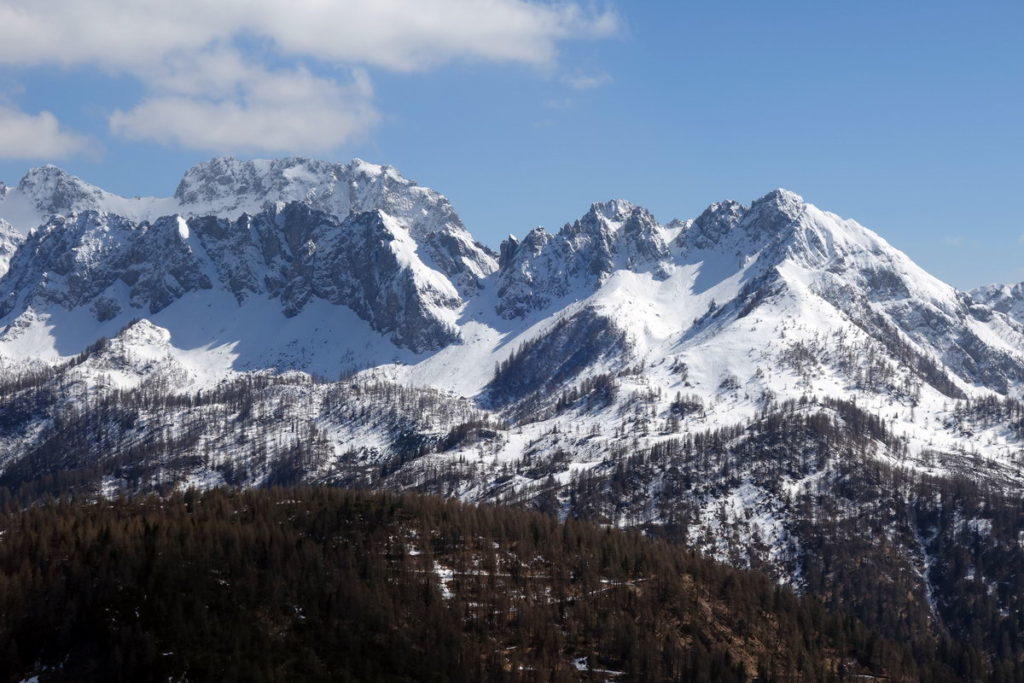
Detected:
left=0, top=218, right=22, bottom=277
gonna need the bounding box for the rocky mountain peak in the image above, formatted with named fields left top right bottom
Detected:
left=675, top=200, right=746, bottom=251
left=568, top=200, right=661, bottom=247
left=751, top=187, right=805, bottom=213
left=676, top=189, right=808, bottom=255
left=173, top=156, right=436, bottom=225
left=572, top=199, right=662, bottom=241
left=170, top=156, right=497, bottom=292
left=16, top=165, right=107, bottom=216
left=173, top=156, right=334, bottom=205
left=346, top=157, right=404, bottom=182
left=586, top=198, right=639, bottom=223
left=744, top=188, right=807, bottom=238
left=495, top=201, right=671, bottom=319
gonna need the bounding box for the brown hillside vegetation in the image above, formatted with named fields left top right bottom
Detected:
left=0, top=487, right=942, bottom=682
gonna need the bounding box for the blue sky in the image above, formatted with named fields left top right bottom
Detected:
left=0, top=1, right=1020, bottom=289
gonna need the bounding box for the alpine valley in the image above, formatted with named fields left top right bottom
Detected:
left=1, top=158, right=1023, bottom=678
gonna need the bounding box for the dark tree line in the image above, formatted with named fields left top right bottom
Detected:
left=0, top=487, right=937, bottom=682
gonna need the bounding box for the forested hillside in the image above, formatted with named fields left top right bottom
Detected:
left=0, top=487, right=942, bottom=682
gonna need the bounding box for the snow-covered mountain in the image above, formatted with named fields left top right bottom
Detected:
left=4, top=156, right=1024, bottom=470
left=1, top=158, right=1023, bottom=660
left=0, top=158, right=494, bottom=296
left=172, top=157, right=496, bottom=295
left=3, top=158, right=1024, bottom=473
left=0, top=205, right=465, bottom=357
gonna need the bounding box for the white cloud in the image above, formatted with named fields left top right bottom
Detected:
left=0, top=0, right=617, bottom=153
left=0, top=1, right=617, bottom=72
left=110, top=65, right=379, bottom=153
left=563, top=72, right=613, bottom=90
left=0, top=106, right=89, bottom=159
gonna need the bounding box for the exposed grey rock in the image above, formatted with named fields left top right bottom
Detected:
left=0, top=203, right=461, bottom=352
left=496, top=200, right=668, bottom=318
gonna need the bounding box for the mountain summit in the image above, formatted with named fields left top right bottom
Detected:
left=0, top=159, right=1021, bottom=400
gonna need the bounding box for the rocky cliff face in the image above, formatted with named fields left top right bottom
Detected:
left=15, top=165, right=114, bottom=217
left=0, top=202, right=463, bottom=353
left=173, top=157, right=496, bottom=296
left=496, top=199, right=669, bottom=318
left=0, top=156, right=496, bottom=299
left=0, top=218, right=22, bottom=278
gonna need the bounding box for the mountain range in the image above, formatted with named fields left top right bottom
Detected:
left=3, top=158, right=1024, bottom=458
left=1, top=157, right=1023, bottom=676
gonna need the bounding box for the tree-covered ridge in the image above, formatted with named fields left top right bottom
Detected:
left=2, top=373, right=1024, bottom=679
left=0, top=487, right=931, bottom=683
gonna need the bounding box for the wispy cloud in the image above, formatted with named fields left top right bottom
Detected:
left=545, top=97, right=575, bottom=110
left=563, top=72, right=613, bottom=90
left=0, top=106, right=90, bottom=159
left=110, top=61, right=379, bottom=154
left=0, top=0, right=619, bottom=155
